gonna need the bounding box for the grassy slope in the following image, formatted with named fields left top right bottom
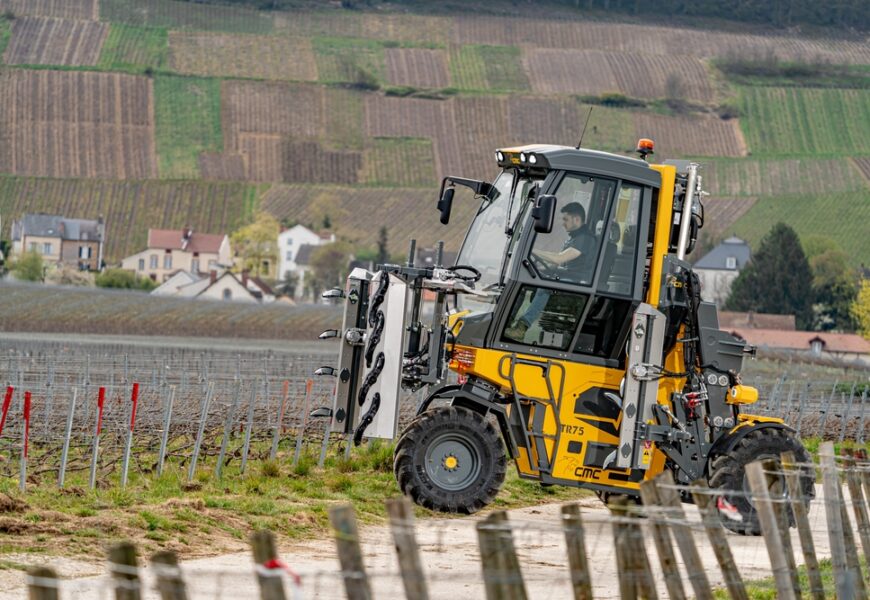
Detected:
left=739, top=86, right=870, bottom=156
left=99, top=0, right=274, bottom=34
left=153, top=75, right=223, bottom=179
left=729, top=191, right=870, bottom=265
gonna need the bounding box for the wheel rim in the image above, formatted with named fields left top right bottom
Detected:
left=424, top=433, right=481, bottom=492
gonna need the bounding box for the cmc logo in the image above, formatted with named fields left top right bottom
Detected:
left=574, top=466, right=601, bottom=480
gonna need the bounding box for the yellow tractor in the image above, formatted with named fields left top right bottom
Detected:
left=317, top=139, right=812, bottom=534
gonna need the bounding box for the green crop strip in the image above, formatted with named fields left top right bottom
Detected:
left=312, top=37, right=385, bottom=87
left=154, top=75, right=223, bottom=179
left=98, top=24, right=168, bottom=74
left=100, top=0, right=274, bottom=34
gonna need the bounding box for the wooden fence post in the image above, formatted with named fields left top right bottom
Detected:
left=476, top=511, right=528, bottom=600
left=386, top=498, right=429, bottom=600
left=746, top=461, right=797, bottom=600
left=560, top=504, right=594, bottom=600
left=638, top=479, right=686, bottom=600
left=608, top=497, right=636, bottom=600
left=27, top=566, right=59, bottom=600
left=842, top=450, right=870, bottom=567
left=760, top=458, right=800, bottom=596
left=108, top=542, right=141, bottom=600
left=836, top=463, right=868, bottom=599
left=652, top=472, right=712, bottom=600
left=781, top=451, right=824, bottom=600
left=690, top=480, right=748, bottom=600
left=329, top=505, right=372, bottom=600
left=250, top=530, right=288, bottom=600
left=820, top=441, right=859, bottom=599
left=151, top=551, right=189, bottom=600
left=610, top=497, right=657, bottom=600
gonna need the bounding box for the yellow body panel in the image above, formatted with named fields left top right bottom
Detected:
left=647, top=164, right=677, bottom=308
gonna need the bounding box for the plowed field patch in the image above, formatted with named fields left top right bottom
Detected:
left=384, top=48, right=449, bottom=89
left=4, top=16, right=107, bottom=66
left=0, top=0, right=98, bottom=20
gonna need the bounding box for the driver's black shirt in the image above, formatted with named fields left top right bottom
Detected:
left=563, top=224, right=595, bottom=282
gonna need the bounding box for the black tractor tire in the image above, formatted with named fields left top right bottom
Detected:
left=708, top=427, right=813, bottom=536
left=394, top=405, right=507, bottom=514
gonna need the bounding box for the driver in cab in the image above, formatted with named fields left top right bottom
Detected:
left=533, top=202, right=595, bottom=276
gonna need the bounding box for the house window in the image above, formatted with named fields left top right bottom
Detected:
left=79, top=246, right=92, bottom=259
left=223, top=288, right=232, bottom=300
left=286, top=250, right=293, bottom=261
left=150, top=254, right=158, bottom=269
left=811, top=340, right=823, bottom=356
left=286, top=238, right=293, bottom=246
left=43, top=243, right=52, bottom=255
left=164, top=254, right=172, bottom=270
left=725, top=256, right=737, bottom=269
left=191, top=259, right=200, bottom=273
left=138, top=258, right=145, bottom=271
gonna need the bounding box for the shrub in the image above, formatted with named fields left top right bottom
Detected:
left=95, top=268, right=157, bottom=291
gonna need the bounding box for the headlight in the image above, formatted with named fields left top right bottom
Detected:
left=528, top=154, right=537, bottom=165
left=496, top=151, right=504, bottom=162
left=519, top=153, right=527, bottom=162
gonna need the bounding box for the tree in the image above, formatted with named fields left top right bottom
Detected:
left=231, top=212, right=280, bottom=278
left=11, top=251, right=44, bottom=282
left=376, top=226, right=389, bottom=266
left=95, top=268, right=157, bottom=291
left=809, top=246, right=857, bottom=331
left=854, top=280, right=870, bottom=339
left=277, top=271, right=298, bottom=298
left=725, top=223, right=814, bottom=329
left=309, top=242, right=352, bottom=300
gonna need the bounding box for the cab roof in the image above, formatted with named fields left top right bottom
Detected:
left=497, top=144, right=662, bottom=188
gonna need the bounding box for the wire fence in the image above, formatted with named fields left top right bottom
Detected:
left=0, top=341, right=867, bottom=492
left=8, top=443, right=870, bottom=599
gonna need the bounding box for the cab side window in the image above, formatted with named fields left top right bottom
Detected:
left=598, top=184, right=642, bottom=296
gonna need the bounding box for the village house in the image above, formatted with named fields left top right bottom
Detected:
left=151, top=269, right=275, bottom=303
left=277, top=224, right=335, bottom=299
left=694, top=236, right=751, bottom=305
left=730, top=328, right=870, bottom=365
left=121, top=228, right=232, bottom=282
left=10, top=213, right=105, bottom=271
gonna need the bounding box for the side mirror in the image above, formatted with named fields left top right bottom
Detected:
left=437, top=187, right=454, bottom=225
left=532, top=194, right=556, bottom=234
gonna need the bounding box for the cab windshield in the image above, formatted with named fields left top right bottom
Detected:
left=455, top=170, right=533, bottom=313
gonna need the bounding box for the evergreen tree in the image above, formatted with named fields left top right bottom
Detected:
left=725, top=223, right=813, bottom=329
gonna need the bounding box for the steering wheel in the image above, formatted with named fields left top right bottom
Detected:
left=449, top=265, right=481, bottom=282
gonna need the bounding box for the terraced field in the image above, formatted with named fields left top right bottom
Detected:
left=312, top=36, right=385, bottom=86
left=99, top=0, right=273, bottom=34
left=98, top=24, right=168, bottom=72
left=384, top=47, right=450, bottom=89
left=702, top=158, right=867, bottom=197
left=0, top=176, right=258, bottom=261
left=739, top=87, right=870, bottom=156
left=3, top=16, right=107, bottom=66
left=633, top=113, right=745, bottom=158
left=0, top=283, right=341, bottom=340
left=729, top=191, right=870, bottom=263
left=699, top=196, right=758, bottom=241
left=360, top=138, right=436, bottom=187
left=0, top=69, right=157, bottom=179
left=168, top=31, right=318, bottom=81
left=0, top=0, right=99, bottom=21
left=261, top=184, right=473, bottom=251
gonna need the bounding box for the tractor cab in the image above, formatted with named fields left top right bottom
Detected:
left=449, top=144, right=661, bottom=370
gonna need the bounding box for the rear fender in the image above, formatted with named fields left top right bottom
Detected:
left=706, top=418, right=795, bottom=474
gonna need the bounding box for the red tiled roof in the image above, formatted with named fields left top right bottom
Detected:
left=730, top=328, right=870, bottom=354
left=147, top=229, right=225, bottom=254
left=719, top=311, right=796, bottom=331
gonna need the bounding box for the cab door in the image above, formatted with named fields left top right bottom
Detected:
left=489, top=171, right=654, bottom=486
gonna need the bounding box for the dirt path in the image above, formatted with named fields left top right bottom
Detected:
left=0, top=484, right=839, bottom=599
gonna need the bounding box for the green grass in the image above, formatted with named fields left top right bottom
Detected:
left=448, top=45, right=529, bottom=92
left=0, top=16, right=11, bottom=57
left=478, top=45, right=530, bottom=91
left=714, top=557, right=868, bottom=599
left=729, top=191, right=870, bottom=266
left=154, top=75, right=223, bottom=179
left=362, top=137, right=436, bottom=187
left=0, top=441, right=586, bottom=559
left=99, top=0, right=274, bottom=34
left=739, top=86, right=870, bottom=156
left=98, top=24, right=168, bottom=73
left=312, top=37, right=385, bottom=87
